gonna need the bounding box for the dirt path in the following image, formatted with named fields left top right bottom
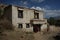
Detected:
left=34, top=32, right=58, bottom=40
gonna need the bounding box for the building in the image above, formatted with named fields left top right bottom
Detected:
left=4, top=5, right=47, bottom=32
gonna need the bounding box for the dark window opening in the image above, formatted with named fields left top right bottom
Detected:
left=18, top=10, right=23, bottom=18
left=18, top=24, right=23, bottom=28
left=34, top=12, right=39, bottom=19
left=26, top=24, right=30, bottom=28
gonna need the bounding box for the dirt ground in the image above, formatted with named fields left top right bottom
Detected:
left=34, top=32, right=57, bottom=40
left=34, top=26, right=60, bottom=40
left=0, top=26, right=60, bottom=40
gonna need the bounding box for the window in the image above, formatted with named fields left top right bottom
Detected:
left=26, top=24, right=30, bottom=28
left=34, top=13, right=39, bottom=19
left=18, top=10, right=23, bottom=18
left=18, top=24, right=23, bottom=28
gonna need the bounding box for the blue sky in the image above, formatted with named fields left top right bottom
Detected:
left=0, top=0, right=60, bottom=18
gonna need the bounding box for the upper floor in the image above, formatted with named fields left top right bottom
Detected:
left=4, top=5, right=45, bottom=23
left=12, top=5, right=44, bottom=20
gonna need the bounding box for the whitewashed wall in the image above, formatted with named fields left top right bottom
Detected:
left=11, top=5, right=47, bottom=32
left=41, top=24, right=47, bottom=31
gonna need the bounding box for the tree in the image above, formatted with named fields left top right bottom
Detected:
left=48, top=17, right=55, bottom=25
left=55, top=20, right=60, bottom=26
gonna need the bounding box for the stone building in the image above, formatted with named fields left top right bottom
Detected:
left=4, top=5, right=47, bottom=32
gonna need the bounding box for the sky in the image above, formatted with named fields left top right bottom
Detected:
left=0, top=0, right=60, bottom=18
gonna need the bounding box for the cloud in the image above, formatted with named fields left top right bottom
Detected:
left=31, top=6, right=44, bottom=10
left=45, top=10, right=60, bottom=12
left=31, top=6, right=36, bottom=9
left=18, top=1, right=28, bottom=8
left=36, top=7, right=43, bottom=10
left=45, top=10, right=60, bottom=18
left=20, top=1, right=28, bottom=5
left=31, top=6, right=60, bottom=18
left=17, top=0, right=60, bottom=18
left=20, top=0, right=45, bottom=3
left=43, top=5, right=51, bottom=10
left=31, top=0, right=45, bottom=2
left=23, top=1, right=28, bottom=5
left=31, top=6, right=49, bottom=11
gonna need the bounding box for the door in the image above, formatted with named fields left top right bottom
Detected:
left=33, top=24, right=41, bottom=32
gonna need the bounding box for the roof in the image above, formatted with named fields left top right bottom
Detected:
left=15, top=5, right=44, bottom=12
left=4, top=4, right=44, bottom=12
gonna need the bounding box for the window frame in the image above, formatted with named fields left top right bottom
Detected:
left=18, top=10, right=23, bottom=18
left=18, top=24, right=23, bottom=28
left=26, top=23, right=30, bottom=28
left=34, top=12, right=39, bottom=19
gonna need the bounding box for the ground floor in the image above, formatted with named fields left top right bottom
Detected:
left=16, top=23, right=48, bottom=32
left=13, top=19, right=48, bottom=32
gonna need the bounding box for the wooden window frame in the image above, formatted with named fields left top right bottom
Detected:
left=18, top=10, right=23, bottom=18
left=26, top=24, right=30, bottom=28
left=18, top=24, right=23, bottom=28
left=34, top=12, right=39, bottom=19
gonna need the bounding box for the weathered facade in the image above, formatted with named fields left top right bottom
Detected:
left=4, top=5, right=47, bottom=32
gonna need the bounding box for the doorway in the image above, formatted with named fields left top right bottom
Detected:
left=33, top=24, right=42, bottom=32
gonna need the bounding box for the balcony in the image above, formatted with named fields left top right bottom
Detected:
left=30, top=19, right=47, bottom=24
